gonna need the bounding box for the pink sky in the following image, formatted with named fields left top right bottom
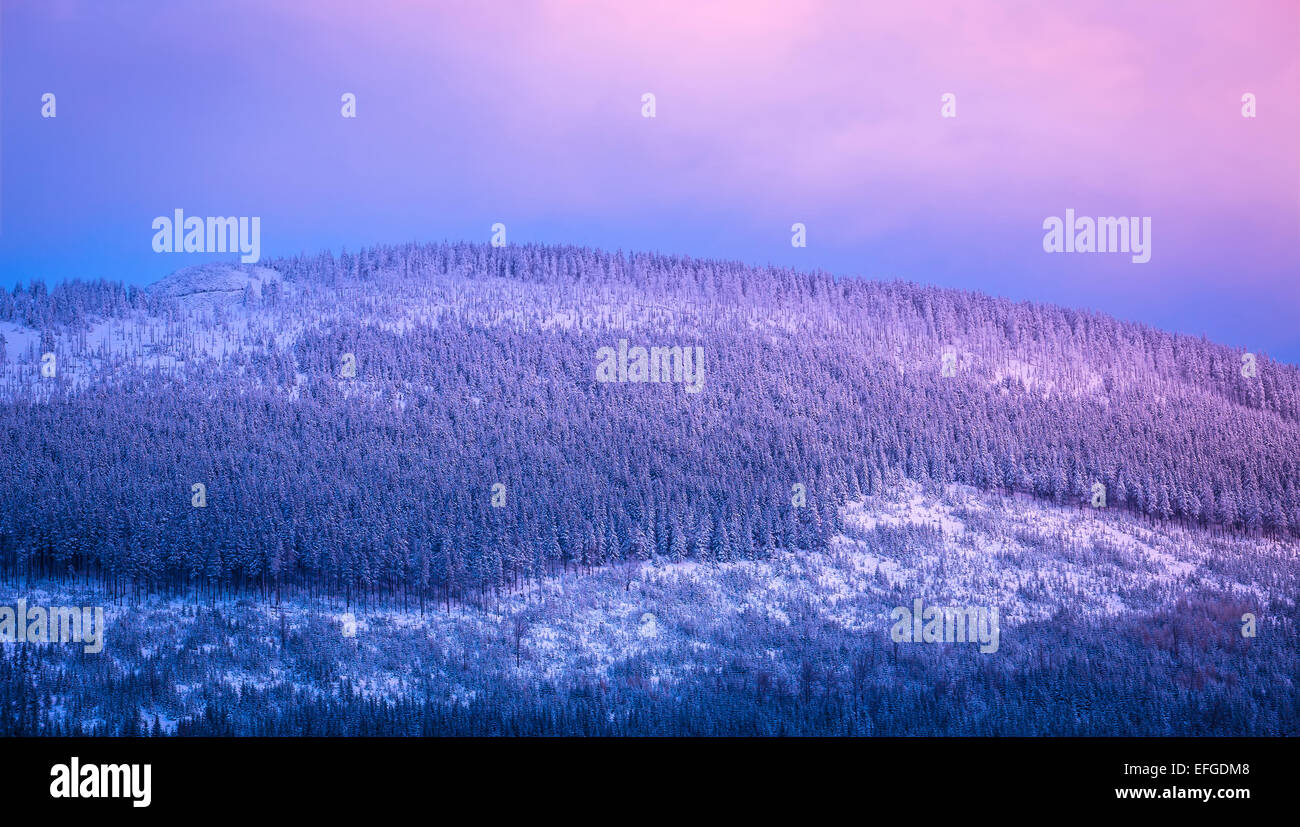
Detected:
left=4, top=0, right=1298, bottom=357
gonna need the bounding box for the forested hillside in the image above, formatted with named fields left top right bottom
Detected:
left=3, top=483, right=1296, bottom=736
left=2, top=243, right=1297, bottom=605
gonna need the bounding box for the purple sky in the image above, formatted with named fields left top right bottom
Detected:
left=2, top=0, right=1297, bottom=360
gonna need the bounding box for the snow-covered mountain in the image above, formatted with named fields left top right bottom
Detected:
left=1, top=241, right=1297, bottom=735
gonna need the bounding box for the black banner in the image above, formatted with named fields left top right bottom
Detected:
left=2, top=737, right=1283, bottom=816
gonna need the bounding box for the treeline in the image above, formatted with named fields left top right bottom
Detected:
left=0, top=278, right=173, bottom=330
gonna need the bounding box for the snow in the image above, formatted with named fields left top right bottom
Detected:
left=2, top=481, right=1291, bottom=724
left=149, top=262, right=282, bottom=306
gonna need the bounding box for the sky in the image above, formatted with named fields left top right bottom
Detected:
left=2, top=0, right=1297, bottom=361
